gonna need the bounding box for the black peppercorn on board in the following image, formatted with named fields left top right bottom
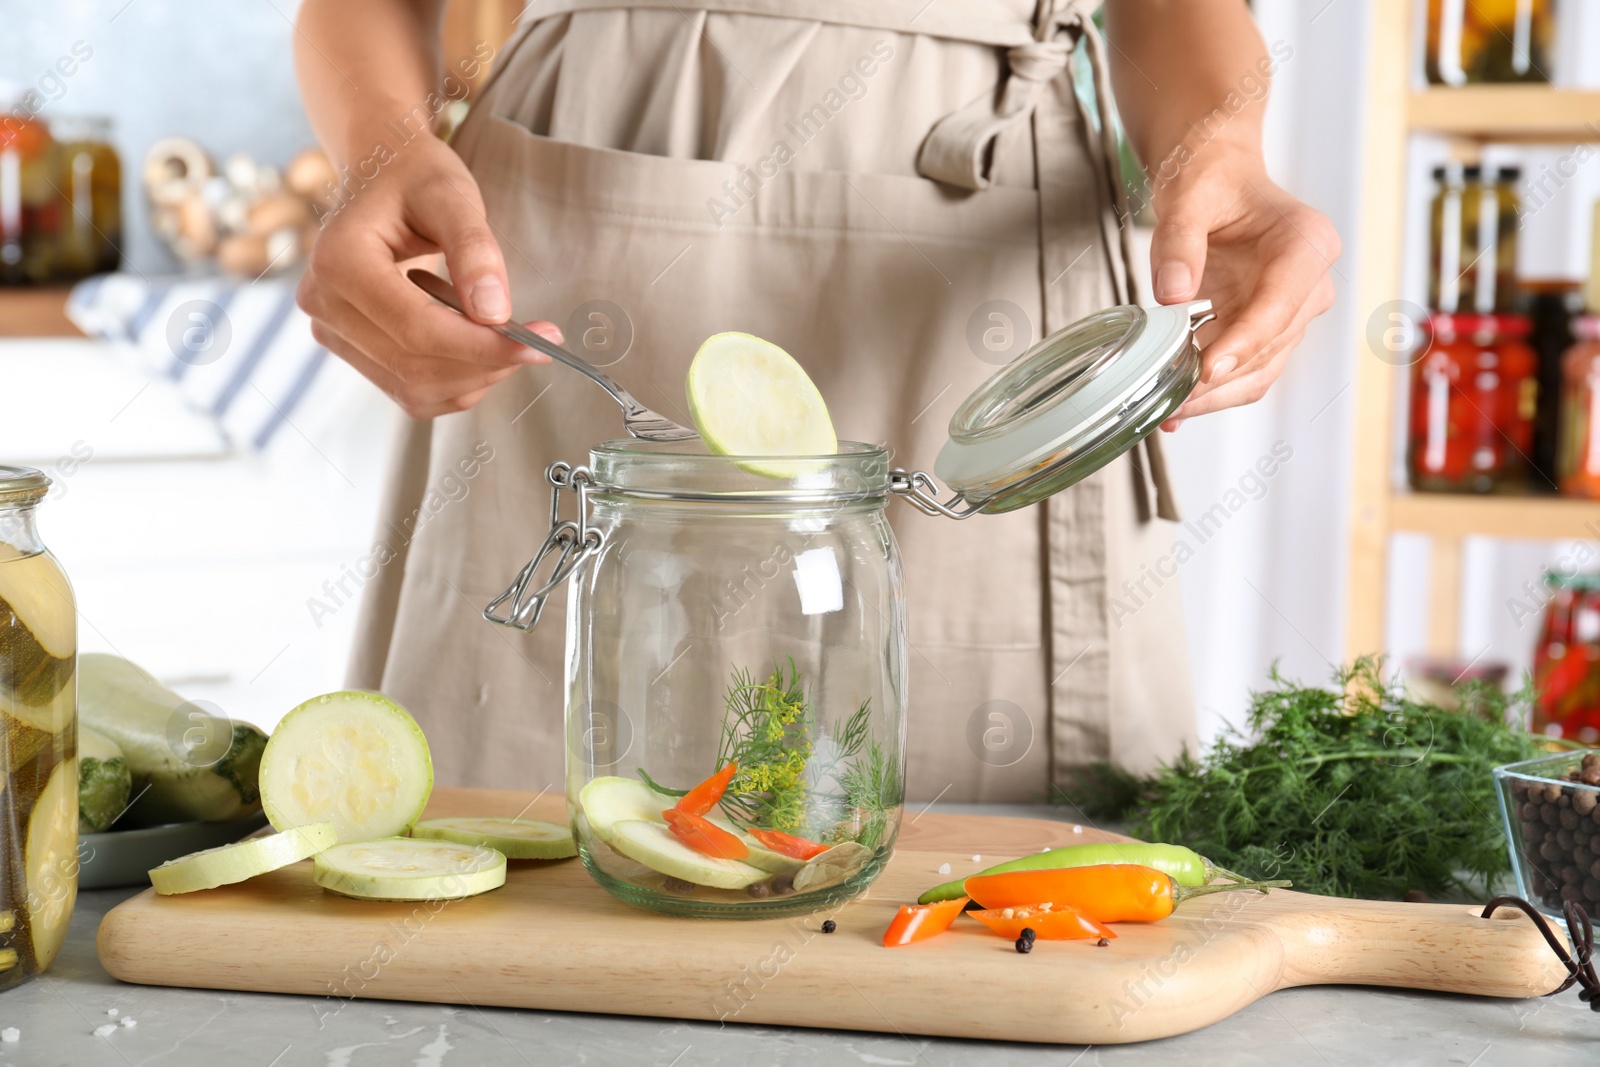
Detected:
left=97, top=788, right=1568, bottom=1044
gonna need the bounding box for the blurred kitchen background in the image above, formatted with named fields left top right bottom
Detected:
left=4, top=0, right=1600, bottom=749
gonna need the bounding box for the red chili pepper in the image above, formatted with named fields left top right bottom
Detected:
left=676, top=762, right=737, bottom=817
left=968, top=903, right=1116, bottom=941
left=746, top=827, right=829, bottom=861
left=662, top=808, right=749, bottom=860
left=882, top=897, right=968, bottom=947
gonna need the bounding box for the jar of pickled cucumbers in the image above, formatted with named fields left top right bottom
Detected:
left=490, top=444, right=906, bottom=918
left=0, top=467, right=77, bottom=988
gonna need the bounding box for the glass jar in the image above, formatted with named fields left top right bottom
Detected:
left=1532, top=571, right=1600, bottom=744
left=1558, top=316, right=1600, bottom=498
left=1428, top=164, right=1518, bottom=315
left=476, top=299, right=1215, bottom=918
left=0, top=111, right=59, bottom=285
left=50, top=117, right=122, bottom=279
left=507, top=444, right=905, bottom=918
left=1426, top=0, right=1553, bottom=86
left=1407, top=313, right=1538, bottom=493
left=1525, top=279, right=1582, bottom=488
left=0, top=467, right=78, bottom=988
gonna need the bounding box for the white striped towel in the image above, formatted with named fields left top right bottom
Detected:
left=67, top=273, right=343, bottom=452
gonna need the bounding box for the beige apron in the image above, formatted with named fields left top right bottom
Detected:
left=346, top=0, right=1196, bottom=802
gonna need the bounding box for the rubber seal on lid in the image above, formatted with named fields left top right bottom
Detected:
left=933, top=301, right=1213, bottom=513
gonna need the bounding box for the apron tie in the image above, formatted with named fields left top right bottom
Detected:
left=917, top=0, right=1180, bottom=522
left=915, top=38, right=1071, bottom=191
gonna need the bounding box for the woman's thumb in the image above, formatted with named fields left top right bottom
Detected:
left=1149, top=190, right=1214, bottom=304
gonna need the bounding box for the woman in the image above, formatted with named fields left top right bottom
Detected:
left=293, top=0, right=1338, bottom=802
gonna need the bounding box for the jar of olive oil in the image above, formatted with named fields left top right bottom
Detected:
left=0, top=467, right=77, bottom=988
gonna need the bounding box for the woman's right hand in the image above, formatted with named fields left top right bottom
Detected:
left=295, top=130, right=561, bottom=419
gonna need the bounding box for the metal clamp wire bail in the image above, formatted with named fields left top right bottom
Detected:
left=483, top=462, right=605, bottom=631
left=888, top=468, right=983, bottom=520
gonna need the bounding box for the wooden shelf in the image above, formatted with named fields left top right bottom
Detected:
left=1390, top=493, right=1600, bottom=541
left=1409, top=86, right=1600, bottom=141
left=0, top=288, right=80, bottom=338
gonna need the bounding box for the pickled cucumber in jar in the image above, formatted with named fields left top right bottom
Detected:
left=0, top=467, right=78, bottom=989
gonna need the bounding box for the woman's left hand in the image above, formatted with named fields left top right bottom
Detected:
left=1146, top=140, right=1340, bottom=429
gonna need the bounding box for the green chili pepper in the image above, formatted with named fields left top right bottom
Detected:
left=916, top=842, right=1248, bottom=905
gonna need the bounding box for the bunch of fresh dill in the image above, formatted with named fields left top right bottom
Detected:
left=644, top=658, right=898, bottom=848
left=1068, top=660, right=1542, bottom=900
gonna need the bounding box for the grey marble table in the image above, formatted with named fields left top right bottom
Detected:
left=2, top=805, right=1595, bottom=1067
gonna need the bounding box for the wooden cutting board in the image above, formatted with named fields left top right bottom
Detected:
left=97, top=788, right=1567, bottom=1044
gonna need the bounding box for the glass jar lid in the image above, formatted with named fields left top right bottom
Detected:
left=0, top=466, right=50, bottom=507
left=933, top=300, right=1215, bottom=514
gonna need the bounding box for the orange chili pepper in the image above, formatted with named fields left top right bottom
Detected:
left=662, top=808, right=749, bottom=860
left=968, top=903, right=1117, bottom=941
left=882, top=897, right=968, bottom=947
left=964, top=864, right=1289, bottom=923
left=676, top=762, right=738, bottom=817
left=746, top=827, right=829, bottom=861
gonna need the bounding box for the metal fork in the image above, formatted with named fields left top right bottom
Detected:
left=407, top=269, right=699, bottom=442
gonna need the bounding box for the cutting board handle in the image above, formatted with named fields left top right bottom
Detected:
left=1269, top=894, right=1569, bottom=998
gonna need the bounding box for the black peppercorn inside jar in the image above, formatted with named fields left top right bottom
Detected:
left=1495, top=751, right=1600, bottom=917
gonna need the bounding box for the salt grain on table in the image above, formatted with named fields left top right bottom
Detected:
left=1073, top=826, right=1083, bottom=834
left=93, top=1024, right=117, bottom=1038
left=106, top=1008, right=118, bottom=1017
left=970, top=855, right=981, bottom=862
left=120, top=1018, right=137, bottom=1029
left=937, top=862, right=951, bottom=875
left=1, top=1028, right=18, bottom=1043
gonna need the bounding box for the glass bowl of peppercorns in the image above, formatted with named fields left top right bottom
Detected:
left=1494, top=750, right=1600, bottom=919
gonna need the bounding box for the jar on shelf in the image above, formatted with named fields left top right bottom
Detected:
left=49, top=116, right=122, bottom=279
left=0, top=109, right=60, bottom=285
left=1426, top=0, right=1553, bottom=86
left=1532, top=571, right=1600, bottom=744
left=1428, top=164, right=1519, bottom=315
left=1525, top=279, right=1583, bottom=488
left=0, top=467, right=78, bottom=988
left=1407, top=313, right=1538, bottom=493
left=485, top=301, right=1216, bottom=917
left=1557, top=315, right=1600, bottom=497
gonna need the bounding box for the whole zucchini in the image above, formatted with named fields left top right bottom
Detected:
left=78, top=653, right=266, bottom=826
left=77, top=723, right=132, bottom=832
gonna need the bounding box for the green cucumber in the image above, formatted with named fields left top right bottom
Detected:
left=312, top=838, right=506, bottom=901
left=578, top=776, right=672, bottom=844
left=259, top=691, right=433, bottom=844
left=149, top=821, right=336, bottom=895
left=411, top=816, right=575, bottom=859
left=608, top=820, right=767, bottom=889
left=78, top=653, right=267, bottom=826
left=77, top=724, right=132, bottom=832
left=686, top=332, right=837, bottom=477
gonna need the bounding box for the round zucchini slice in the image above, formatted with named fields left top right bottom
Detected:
left=312, top=838, right=506, bottom=901
left=577, top=776, right=672, bottom=845
left=410, top=816, right=575, bottom=859
left=259, top=691, right=433, bottom=843
left=609, top=820, right=767, bottom=890
left=149, top=821, right=337, bottom=895
left=24, top=759, right=78, bottom=969
left=686, top=332, right=837, bottom=477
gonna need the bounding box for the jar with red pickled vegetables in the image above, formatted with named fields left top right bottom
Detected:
left=1558, top=316, right=1600, bottom=499
left=1533, top=572, right=1600, bottom=745
left=1407, top=313, right=1538, bottom=493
